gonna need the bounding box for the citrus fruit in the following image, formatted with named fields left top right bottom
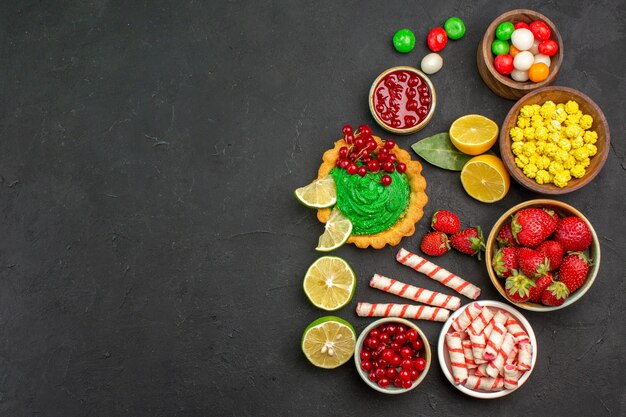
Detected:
left=316, top=207, right=352, bottom=252
left=303, top=256, right=356, bottom=311
left=460, top=154, right=510, bottom=203
left=301, top=316, right=356, bottom=369
left=294, top=175, right=337, bottom=208
left=449, top=114, right=499, bottom=155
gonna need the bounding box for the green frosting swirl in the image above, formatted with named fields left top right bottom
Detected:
left=331, top=167, right=410, bottom=235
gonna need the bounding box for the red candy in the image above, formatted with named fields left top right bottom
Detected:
left=514, top=22, right=529, bottom=30
left=494, top=54, right=514, bottom=75
left=529, top=20, right=551, bottom=41
left=538, top=39, right=559, bottom=56
left=427, top=27, right=448, bottom=52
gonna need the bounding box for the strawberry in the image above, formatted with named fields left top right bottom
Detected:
left=450, top=226, right=485, bottom=259
left=558, top=252, right=591, bottom=293
left=554, top=217, right=592, bottom=252
left=517, top=248, right=550, bottom=279
left=536, top=240, right=564, bottom=271
left=492, top=247, right=519, bottom=279
left=511, top=208, right=558, bottom=247
left=505, top=272, right=535, bottom=303
left=528, top=273, right=553, bottom=303
left=431, top=210, right=461, bottom=235
left=420, top=231, right=450, bottom=256
left=496, top=223, right=516, bottom=247
left=541, top=281, right=570, bottom=306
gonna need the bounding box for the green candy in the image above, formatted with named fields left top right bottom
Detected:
left=393, top=29, right=416, bottom=53
left=444, top=17, right=466, bottom=40
left=491, top=39, right=510, bottom=55
left=495, top=21, right=515, bottom=41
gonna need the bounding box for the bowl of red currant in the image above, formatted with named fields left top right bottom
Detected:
left=369, top=66, right=436, bottom=135
left=354, top=318, right=431, bottom=393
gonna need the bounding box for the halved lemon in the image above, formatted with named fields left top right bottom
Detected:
left=316, top=207, right=352, bottom=252
left=301, top=316, right=356, bottom=369
left=295, top=176, right=337, bottom=208
left=449, top=114, right=499, bottom=155
left=303, top=256, right=356, bottom=311
left=460, top=154, right=510, bottom=203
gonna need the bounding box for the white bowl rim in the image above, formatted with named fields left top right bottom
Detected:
left=354, top=317, right=431, bottom=394
left=437, top=300, right=537, bottom=399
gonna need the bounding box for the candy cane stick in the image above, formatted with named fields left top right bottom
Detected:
left=369, top=274, right=461, bottom=311
left=464, top=375, right=504, bottom=391
left=467, top=307, right=494, bottom=336
left=486, top=333, right=516, bottom=378
left=483, top=322, right=507, bottom=361
left=518, top=342, right=533, bottom=371
left=482, top=311, right=508, bottom=340
left=474, top=363, right=489, bottom=377
left=462, top=338, right=477, bottom=369
left=452, top=302, right=482, bottom=332
left=396, top=248, right=481, bottom=299
left=356, top=302, right=450, bottom=322
left=506, top=346, right=518, bottom=366
left=468, top=332, right=488, bottom=365
left=504, top=364, right=522, bottom=389
left=505, top=317, right=530, bottom=345
left=446, top=332, right=468, bottom=384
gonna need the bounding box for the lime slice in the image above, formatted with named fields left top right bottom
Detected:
left=303, top=256, right=356, bottom=311
left=301, top=316, right=356, bottom=369
left=295, top=176, right=337, bottom=208
left=316, top=207, right=353, bottom=252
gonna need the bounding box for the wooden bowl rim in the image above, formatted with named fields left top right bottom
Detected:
left=480, top=9, right=564, bottom=91
left=499, top=85, right=611, bottom=194
left=485, top=199, right=601, bottom=312
left=368, top=66, right=437, bottom=135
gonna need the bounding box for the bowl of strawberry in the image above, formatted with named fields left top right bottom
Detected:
left=485, top=199, right=600, bottom=311
left=354, top=318, right=431, bottom=394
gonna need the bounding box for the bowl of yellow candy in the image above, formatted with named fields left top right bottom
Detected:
left=500, top=86, right=610, bottom=194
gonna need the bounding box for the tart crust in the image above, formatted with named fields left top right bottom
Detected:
left=316, top=136, right=428, bottom=249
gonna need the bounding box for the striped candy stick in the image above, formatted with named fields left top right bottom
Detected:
left=355, top=302, right=450, bottom=322
left=462, top=338, right=477, bottom=369
left=518, top=342, right=533, bottom=371
left=483, top=322, right=507, bottom=361
left=486, top=333, right=516, bottom=378
left=396, top=248, right=481, bottom=300
left=369, top=274, right=461, bottom=311
left=468, top=332, right=488, bottom=365
left=506, top=346, right=519, bottom=366
left=504, top=364, right=523, bottom=389
left=445, top=332, right=468, bottom=384
left=467, top=306, right=494, bottom=336
left=452, top=302, right=482, bottom=332
left=464, top=374, right=504, bottom=391
left=474, top=363, right=489, bottom=377
left=505, top=316, right=530, bottom=345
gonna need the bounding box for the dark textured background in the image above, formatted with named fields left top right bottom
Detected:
left=1, top=0, right=625, bottom=416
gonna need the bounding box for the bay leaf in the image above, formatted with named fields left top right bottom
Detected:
left=411, top=132, right=474, bottom=171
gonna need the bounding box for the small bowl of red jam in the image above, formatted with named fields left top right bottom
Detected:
left=369, top=66, right=436, bottom=135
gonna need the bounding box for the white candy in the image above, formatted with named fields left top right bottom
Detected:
left=511, top=28, right=534, bottom=51
left=533, top=54, right=551, bottom=67
left=421, top=53, right=443, bottom=75
left=529, top=39, right=540, bottom=55
left=513, top=51, right=534, bottom=71
left=511, top=69, right=529, bottom=82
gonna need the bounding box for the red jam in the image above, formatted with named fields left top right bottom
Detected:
left=372, top=69, right=432, bottom=130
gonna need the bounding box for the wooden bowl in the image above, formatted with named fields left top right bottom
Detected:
left=500, top=86, right=610, bottom=194
left=477, top=9, right=563, bottom=100
left=485, top=199, right=601, bottom=312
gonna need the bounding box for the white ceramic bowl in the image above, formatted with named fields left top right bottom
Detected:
left=437, top=300, right=537, bottom=399
left=354, top=318, right=431, bottom=394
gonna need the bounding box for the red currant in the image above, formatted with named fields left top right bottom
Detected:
left=384, top=139, right=396, bottom=150
left=357, top=166, right=367, bottom=177
left=385, top=367, right=398, bottom=379
left=360, top=351, right=371, bottom=361
left=400, top=346, right=413, bottom=358
left=387, top=154, right=397, bottom=163
left=354, top=138, right=365, bottom=149
left=347, top=163, right=358, bottom=175
left=368, top=371, right=378, bottom=382
left=376, top=358, right=387, bottom=369
left=390, top=354, right=402, bottom=367
left=411, top=338, right=423, bottom=351
left=366, top=139, right=377, bottom=151
left=381, top=175, right=392, bottom=186
left=369, top=329, right=380, bottom=339
left=342, top=125, right=353, bottom=135
left=367, top=160, right=380, bottom=172
left=339, top=159, right=350, bottom=169
left=379, top=333, right=390, bottom=344
left=399, top=369, right=411, bottom=381
left=405, top=329, right=417, bottom=342
left=376, top=152, right=388, bottom=163
left=381, top=349, right=395, bottom=362
left=410, top=369, right=420, bottom=381
left=374, top=367, right=385, bottom=380
left=390, top=341, right=401, bottom=352
left=385, top=325, right=396, bottom=335
left=413, top=357, right=427, bottom=371
left=401, top=358, right=413, bottom=369
left=366, top=337, right=379, bottom=350
left=396, top=162, right=407, bottom=173
left=345, top=134, right=354, bottom=145
left=360, top=360, right=372, bottom=371
left=393, top=378, right=403, bottom=387
left=378, top=377, right=391, bottom=388
left=401, top=379, right=413, bottom=389
left=383, top=160, right=395, bottom=173
left=394, top=333, right=406, bottom=345
left=358, top=125, right=372, bottom=138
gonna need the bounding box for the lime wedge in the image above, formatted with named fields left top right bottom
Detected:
left=303, top=256, right=356, bottom=311
left=301, top=316, right=356, bottom=369
left=295, top=176, right=337, bottom=208
left=316, top=207, right=352, bottom=252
